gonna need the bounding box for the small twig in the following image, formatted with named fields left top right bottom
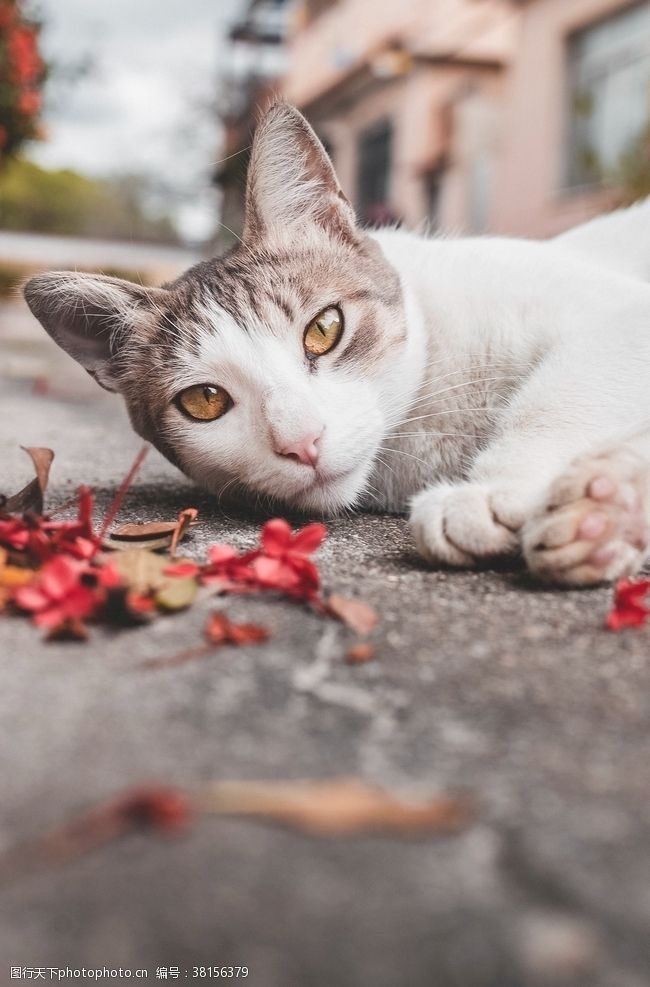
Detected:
left=99, top=445, right=149, bottom=538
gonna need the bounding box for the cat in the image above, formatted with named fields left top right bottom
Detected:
left=23, top=102, right=650, bottom=587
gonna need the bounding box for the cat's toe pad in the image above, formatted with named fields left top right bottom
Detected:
left=523, top=451, right=650, bottom=585
left=410, top=483, right=520, bottom=567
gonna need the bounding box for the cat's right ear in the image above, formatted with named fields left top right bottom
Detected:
left=23, top=271, right=167, bottom=392
left=244, top=101, right=357, bottom=243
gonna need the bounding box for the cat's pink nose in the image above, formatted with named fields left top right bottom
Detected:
left=275, top=431, right=322, bottom=468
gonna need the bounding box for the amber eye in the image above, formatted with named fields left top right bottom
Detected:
left=304, top=306, right=343, bottom=357
left=175, top=384, right=232, bottom=422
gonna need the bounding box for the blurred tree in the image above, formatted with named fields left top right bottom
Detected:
left=0, top=0, right=46, bottom=161
left=613, top=123, right=650, bottom=207
left=0, top=158, right=179, bottom=242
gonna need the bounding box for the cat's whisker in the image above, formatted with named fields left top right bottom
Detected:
left=373, top=454, right=397, bottom=477
left=413, top=362, right=529, bottom=392
left=405, top=374, right=525, bottom=411
left=385, top=406, right=503, bottom=429
left=387, top=431, right=484, bottom=438
left=377, top=446, right=432, bottom=468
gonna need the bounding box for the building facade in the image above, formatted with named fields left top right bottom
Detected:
left=216, top=0, right=650, bottom=240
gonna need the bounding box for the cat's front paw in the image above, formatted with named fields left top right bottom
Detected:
left=523, top=450, right=650, bottom=586
left=410, top=483, right=521, bottom=568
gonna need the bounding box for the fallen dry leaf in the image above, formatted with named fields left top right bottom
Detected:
left=110, top=549, right=171, bottom=595
left=155, top=576, right=198, bottom=612
left=111, top=520, right=179, bottom=540
left=0, top=547, right=34, bottom=610
left=346, top=642, right=376, bottom=664
left=199, top=778, right=472, bottom=837
left=205, top=611, right=270, bottom=646
left=0, top=785, right=193, bottom=885
left=327, top=593, right=379, bottom=636
left=170, top=507, right=199, bottom=557
left=3, top=447, right=54, bottom=514
left=105, top=507, right=198, bottom=555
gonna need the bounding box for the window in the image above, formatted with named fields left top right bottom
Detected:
left=356, top=120, right=394, bottom=225
left=566, top=2, right=650, bottom=188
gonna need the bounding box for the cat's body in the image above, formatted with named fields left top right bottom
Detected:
left=24, top=103, right=650, bottom=586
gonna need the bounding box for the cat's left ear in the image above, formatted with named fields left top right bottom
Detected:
left=244, top=102, right=357, bottom=242
left=23, top=271, right=167, bottom=392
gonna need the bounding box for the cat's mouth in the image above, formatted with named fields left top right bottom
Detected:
left=313, top=466, right=355, bottom=487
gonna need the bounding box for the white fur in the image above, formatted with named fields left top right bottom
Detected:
left=367, top=205, right=650, bottom=582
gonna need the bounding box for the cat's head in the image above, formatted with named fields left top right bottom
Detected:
left=24, top=103, right=412, bottom=514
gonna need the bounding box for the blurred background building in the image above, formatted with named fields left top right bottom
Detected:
left=1, top=0, right=650, bottom=268
left=215, top=0, right=650, bottom=244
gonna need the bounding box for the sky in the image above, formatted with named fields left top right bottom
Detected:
left=27, top=0, right=245, bottom=241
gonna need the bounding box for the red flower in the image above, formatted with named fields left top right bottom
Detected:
left=0, top=5, right=16, bottom=31
left=200, top=519, right=326, bottom=601
left=606, top=579, right=650, bottom=630
left=0, top=486, right=99, bottom=564
left=250, top=519, right=325, bottom=600
left=200, top=543, right=257, bottom=588
left=0, top=515, right=30, bottom=551
left=7, top=25, right=41, bottom=85
left=13, top=555, right=101, bottom=632
left=17, top=89, right=41, bottom=115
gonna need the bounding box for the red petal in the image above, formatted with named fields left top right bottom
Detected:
left=207, top=543, right=238, bottom=565
left=96, top=563, right=122, bottom=588
left=163, top=562, right=200, bottom=578
left=290, top=522, right=327, bottom=555
left=260, top=518, right=292, bottom=556
left=250, top=555, right=299, bottom=591
left=13, top=584, right=48, bottom=612
left=40, top=556, right=82, bottom=599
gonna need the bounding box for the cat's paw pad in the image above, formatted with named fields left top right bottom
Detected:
left=523, top=450, right=650, bottom=586
left=410, top=483, right=521, bottom=567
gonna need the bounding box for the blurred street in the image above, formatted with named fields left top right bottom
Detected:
left=0, top=298, right=649, bottom=987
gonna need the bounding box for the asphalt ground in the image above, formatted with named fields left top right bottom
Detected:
left=0, top=302, right=649, bottom=987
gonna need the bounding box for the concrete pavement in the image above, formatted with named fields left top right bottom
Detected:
left=0, top=301, right=649, bottom=987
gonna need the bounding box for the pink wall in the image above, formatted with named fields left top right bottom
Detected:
left=491, top=0, right=630, bottom=237
left=284, top=0, right=647, bottom=239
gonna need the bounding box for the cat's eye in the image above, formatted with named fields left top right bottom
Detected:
left=175, top=384, right=232, bottom=421
left=304, top=306, right=343, bottom=357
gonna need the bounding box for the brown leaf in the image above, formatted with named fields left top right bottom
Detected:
left=346, top=642, right=376, bottom=664
left=111, top=521, right=178, bottom=540
left=4, top=447, right=54, bottom=514
left=327, top=593, right=379, bottom=636
left=155, top=577, right=198, bottom=612
left=105, top=507, right=198, bottom=554
left=170, top=507, right=199, bottom=558
left=111, top=549, right=169, bottom=594
left=199, top=778, right=473, bottom=837
left=205, top=612, right=270, bottom=646
left=0, top=785, right=193, bottom=885
left=46, top=617, right=89, bottom=642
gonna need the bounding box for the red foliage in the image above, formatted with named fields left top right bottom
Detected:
left=0, top=1, right=46, bottom=159
left=12, top=555, right=122, bottom=634
left=0, top=486, right=98, bottom=564
left=205, top=612, right=270, bottom=646
left=201, top=519, right=326, bottom=602
left=606, top=579, right=650, bottom=631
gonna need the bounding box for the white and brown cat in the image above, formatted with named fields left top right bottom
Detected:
left=24, top=103, right=650, bottom=586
